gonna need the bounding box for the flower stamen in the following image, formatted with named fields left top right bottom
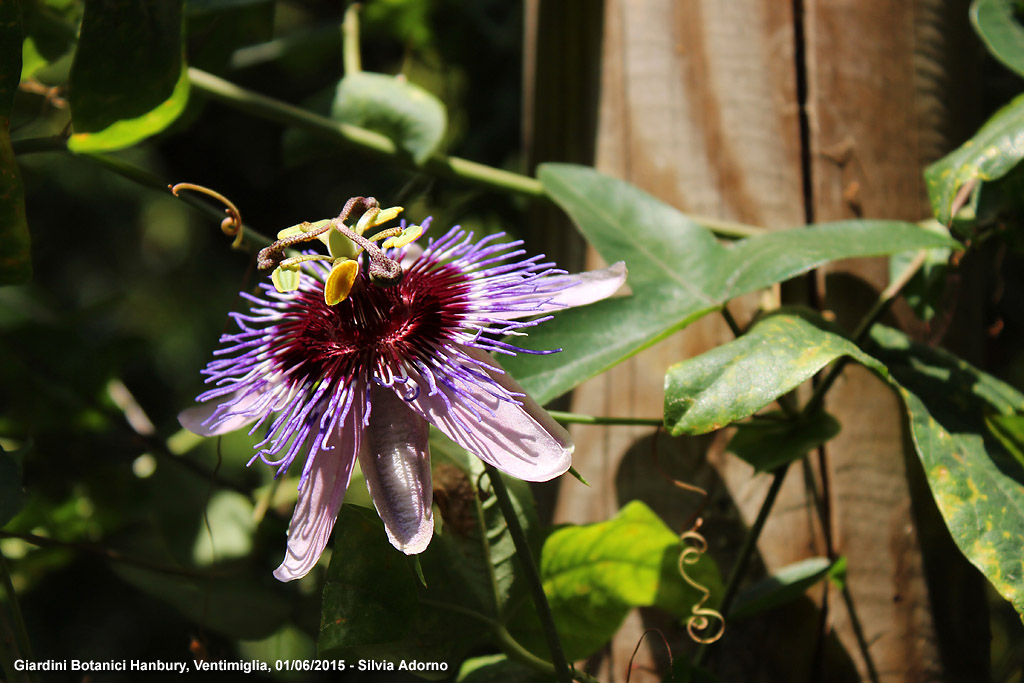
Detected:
left=257, top=196, right=418, bottom=301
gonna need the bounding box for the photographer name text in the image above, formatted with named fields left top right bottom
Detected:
left=14, top=658, right=449, bottom=674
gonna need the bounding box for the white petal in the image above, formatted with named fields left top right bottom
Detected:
left=178, top=390, right=261, bottom=436
left=488, top=261, right=627, bottom=320
left=400, top=242, right=424, bottom=269
left=405, top=347, right=572, bottom=482
left=272, top=398, right=362, bottom=582
left=359, top=385, right=434, bottom=554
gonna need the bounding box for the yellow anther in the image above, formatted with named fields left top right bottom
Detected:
left=382, top=224, right=423, bottom=250
left=372, top=206, right=403, bottom=226
left=354, top=206, right=381, bottom=235
left=324, top=259, right=360, bottom=305
left=277, top=225, right=304, bottom=240
left=278, top=219, right=331, bottom=240
left=271, top=265, right=302, bottom=293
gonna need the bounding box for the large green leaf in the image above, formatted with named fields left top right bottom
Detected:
left=726, top=411, right=842, bottom=472
left=505, top=164, right=957, bottom=404
left=319, top=505, right=420, bottom=653
left=869, top=325, right=1024, bottom=616
left=972, top=0, right=1024, bottom=78
left=663, top=312, right=887, bottom=435
left=332, top=71, right=447, bottom=165
left=191, top=490, right=257, bottom=565
left=320, top=432, right=538, bottom=671
left=730, top=556, right=844, bottom=620
left=510, top=501, right=721, bottom=661
left=1, top=0, right=31, bottom=285
left=924, top=93, right=1024, bottom=227
left=113, top=565, right=290, bottom=640
left=987, top=413, right=1024, bottom=467
left=187, top=0, right=274, bottom=73
left=67, top=0, right=189, bottom=152
left=18, top=0, right=78, bottom=80
left=888, top=222, right=953, bottom=322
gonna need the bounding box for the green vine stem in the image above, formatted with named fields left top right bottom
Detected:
left=483, top=464, right=573, bottom=683
left=10, top=137, right=272, bottom=253
left=493, top=625, right=561, bottom=677
left=14, top=72, right=765, bottom=239
left=342, top=3, right=362, bottom=75
left=188, top=68, right=547, bottom=199
left=185, top=68, right=764, bottom=239
left=803, top=248, right=929, bottom=416
left=547, top=411, right=662, bottom=427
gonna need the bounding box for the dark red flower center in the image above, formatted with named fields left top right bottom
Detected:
left=274, top=262, right=471, bottom=383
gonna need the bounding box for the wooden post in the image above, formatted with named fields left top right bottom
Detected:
left=523, top=0, right=986, bottom=680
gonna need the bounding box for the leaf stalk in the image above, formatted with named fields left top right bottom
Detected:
left=483, top=464, right=573, bottom=683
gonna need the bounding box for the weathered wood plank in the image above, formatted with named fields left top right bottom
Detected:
left=806, top=0, right=984, bottom=680
left=554, top=1, right=816, bottom=680
left=525, top=0, right=985, bottom=680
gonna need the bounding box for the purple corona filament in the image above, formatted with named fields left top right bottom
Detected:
left=180, top=219, right=627, bottom=581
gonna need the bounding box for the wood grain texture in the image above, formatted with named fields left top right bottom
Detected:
left=524, top=0, right=984, bottom=680
left=555, top=1, right=816, bottom=680
left=806, top=0, right=982, bottom=680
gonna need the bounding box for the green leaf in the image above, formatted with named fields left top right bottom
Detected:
left=0, top=445, right=26, bottom=527
left=505, top=164, right=957, bottom=404
left=238, top=624, right=316, bottom=682
left=320, top=432, right=539, bottom=671
left=20, top=36, right=45, bottom=80
left=987, top=413, right=1024, bottom=467
left=457, top=655, right=545, bottom=683
left=332, top=71, right=446, bottom=165
left=889, top=222, right=953, bottom=321
left=18, top=1, right=78, bottom=80
left=972, top=0, right=1024, bottom=78
left=0, top=0, right=30, bottom=285
left=189, top=0, right=271, bottom=10
left=319, top=505, right=420, bottom=654
left=869, top=325, right=1024, bottom=616
left=727, top=411, right=842, bottom=472
left=520, top=501, right=722, bottom=661
left=186, top=0, right=274, bottom=73
left=113, top=565, right=290, bottom=640
left=426, top=430, right=540, bottom=626
left=730, top=556, right=840, bottom=620
left=191, top=491, right=256, bottom=565
left=67, top=0, right=189, bottom=152
left=924, top=93, right=1024, bottom=227
left=663, top=312, right=887, bottom=435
